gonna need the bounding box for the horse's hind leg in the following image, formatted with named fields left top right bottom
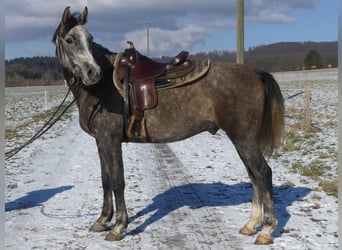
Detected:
left=232, top=140, right=277, bottom=244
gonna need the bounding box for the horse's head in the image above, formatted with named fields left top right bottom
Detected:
left=53, top=6, right=102, bottom=86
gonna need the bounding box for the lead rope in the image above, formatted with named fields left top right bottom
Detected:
left=5, top=80, right=77, bottom=160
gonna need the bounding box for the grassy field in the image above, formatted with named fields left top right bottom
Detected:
left=272, top=68, right=337, bottom=197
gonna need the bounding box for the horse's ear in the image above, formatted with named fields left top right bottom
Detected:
left=62, top=6, right=71, bottom=24
left=80, top=6, right=88, bottom=24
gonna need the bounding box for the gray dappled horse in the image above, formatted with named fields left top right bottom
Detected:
left=53, top=6, right=284, bottom=245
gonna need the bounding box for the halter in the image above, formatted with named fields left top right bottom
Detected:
left=55, top=35, right=83, bottom=86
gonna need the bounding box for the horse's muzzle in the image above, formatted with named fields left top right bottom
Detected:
left=83, top=65, right=102, bottom=86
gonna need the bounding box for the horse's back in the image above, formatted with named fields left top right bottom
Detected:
left=205, top=62, right=265, bottom=126
left=143, top=62, right=265, bottom=143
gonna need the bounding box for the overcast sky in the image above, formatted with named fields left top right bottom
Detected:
left=5, top=0, right=338, bottom=60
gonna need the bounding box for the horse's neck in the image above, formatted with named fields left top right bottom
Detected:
left=92, top=43, right=117, bottom=68
left=62, top=65, right=124, bottom=115
left=61, top=42, right=124, bottom=113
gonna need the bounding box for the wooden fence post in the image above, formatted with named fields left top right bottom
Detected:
left=303, top=86, right=311, bottom=130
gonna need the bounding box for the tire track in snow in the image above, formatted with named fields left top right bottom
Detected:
left=151, top=143, right=244, bottom=249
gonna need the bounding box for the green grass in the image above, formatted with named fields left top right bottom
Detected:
left=301, top=165, right=324, bottom=179
left=319, top=178, right=338, bottom=198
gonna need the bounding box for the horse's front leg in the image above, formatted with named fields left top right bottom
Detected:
left=89, top=140, right=114, bottom=232
left=104, top=140, right=128, bottom=241
left=90, top=137, right=128, bottom=241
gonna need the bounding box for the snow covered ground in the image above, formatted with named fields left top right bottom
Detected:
left=5, top=69, right=338, bottom=249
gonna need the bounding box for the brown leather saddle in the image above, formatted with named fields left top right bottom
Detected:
left=112, top=41, right=211, bottom=140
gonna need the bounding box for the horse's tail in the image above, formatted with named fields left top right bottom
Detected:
left=255, top=70, right=285, bottom=156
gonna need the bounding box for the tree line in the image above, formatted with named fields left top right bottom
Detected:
left=5, top=41, right=337, bottom=87
left=5, top=56, right=63, bottom=86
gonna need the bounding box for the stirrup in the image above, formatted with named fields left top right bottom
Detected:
left=127, top=115, right=147, bottom=140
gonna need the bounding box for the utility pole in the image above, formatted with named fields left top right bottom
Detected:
left=139, top=21, right=155, bottom=56
left=236, top=0, right=244, bottom=64
left=146, top=25, right=150, bottom=56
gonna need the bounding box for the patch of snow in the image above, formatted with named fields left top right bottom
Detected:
left=5, top=69, right=338, bottom=249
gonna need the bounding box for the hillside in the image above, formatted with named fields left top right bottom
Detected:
left=244, top=41, right=337, bottom=72
left=5, top=41, right=337, bottom=87
left=5, top=56, right=63, bottom=87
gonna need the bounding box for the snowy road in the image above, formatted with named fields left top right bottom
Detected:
left=5, top=113, right=337, bottom=249
left=5, top=116, right=251, bottom=249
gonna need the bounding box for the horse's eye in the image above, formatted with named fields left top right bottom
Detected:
left=66, top=38, right=73, bottom=44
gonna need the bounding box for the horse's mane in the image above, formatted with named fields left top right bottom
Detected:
left=93, top=42, right=112, bottom=54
